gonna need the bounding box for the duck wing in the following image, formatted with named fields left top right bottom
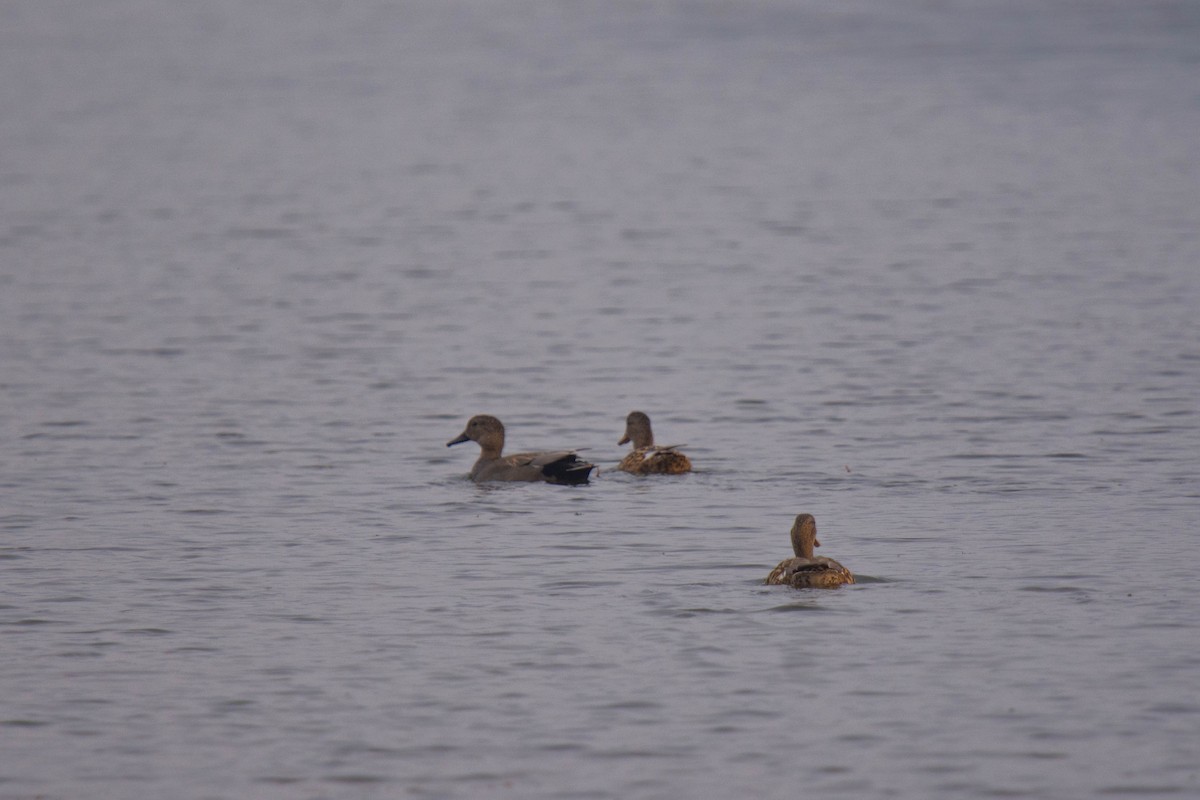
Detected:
left=765, top=557, right=854, bottom=587
left=765, top=556, right=808, bottom=585
left=510, top=450, right=595, bottom=485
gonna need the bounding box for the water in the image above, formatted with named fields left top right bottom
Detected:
left=2, top=1, right=1199, bottom=797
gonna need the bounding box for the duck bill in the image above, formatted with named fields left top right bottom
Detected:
left=618, top=433, right=631, bottom=445
left=446, top=432, right=470, bottom=447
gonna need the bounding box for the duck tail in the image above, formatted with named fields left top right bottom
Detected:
left=543, top=455, right=596, bottom=485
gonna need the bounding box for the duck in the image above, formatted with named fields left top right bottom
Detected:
left=616, top=411, right=692, bottom=475
left=764, top=514, right=854, bottom=588
left=447, top=415, right=595, bottom=485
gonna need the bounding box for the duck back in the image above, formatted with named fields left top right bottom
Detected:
left=618, top=447, right=692, bottom=475
left=765, top=556, right=854, bottom=588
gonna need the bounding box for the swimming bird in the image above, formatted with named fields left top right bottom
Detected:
left=764, top=514, right=854, bottom=588
left=447, top=415, right=595, bottom=485
left=617, top=410, right=692, bottom=475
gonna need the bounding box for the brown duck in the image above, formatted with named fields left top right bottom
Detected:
left=616, top=411, right=692, bottom=475
left=447, top=415, right=595, bottom=485
left=764, top=514, right=854, bottom=588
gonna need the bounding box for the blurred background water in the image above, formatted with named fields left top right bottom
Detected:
left=2, top=1, right=1199, bottom=798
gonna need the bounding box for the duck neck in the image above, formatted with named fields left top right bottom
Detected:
left=633, top=424, right=654, bottom=449
left=478, top=439, right=503, bottom=460
left=791, top=523, right=816, bottom=559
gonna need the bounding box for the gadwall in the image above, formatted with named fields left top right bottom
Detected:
left=447, top=415, right=595, bottom=485
left=616, top=411, right=692, bottom=475
left=764, top=514, right=854, bottom=588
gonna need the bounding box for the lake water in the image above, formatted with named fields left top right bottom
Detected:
left=2, top=1, right=1199, bottom=798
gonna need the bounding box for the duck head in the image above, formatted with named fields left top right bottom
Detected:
left=447, top=415, right=506, bottom=458
left=618, top=410, right=654, bottom=449
left=790, top=513, right=820, bottom=559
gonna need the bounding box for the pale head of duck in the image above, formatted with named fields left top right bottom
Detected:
left=447, top=414, right=506, bottom=458
left=618, top=410, right=654, bottom=449
left=790, top=513, right=821, bottom=559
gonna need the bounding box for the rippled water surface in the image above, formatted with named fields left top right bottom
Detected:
left=3, top=1, right=1199, bottom=798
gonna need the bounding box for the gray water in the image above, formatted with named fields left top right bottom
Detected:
left=3, top=1, right=1199, bottom=798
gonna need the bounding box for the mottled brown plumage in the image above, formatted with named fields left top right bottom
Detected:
left=617, top=411, right=692, bottom=475
left=764, top=514, right=854, bottom=588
